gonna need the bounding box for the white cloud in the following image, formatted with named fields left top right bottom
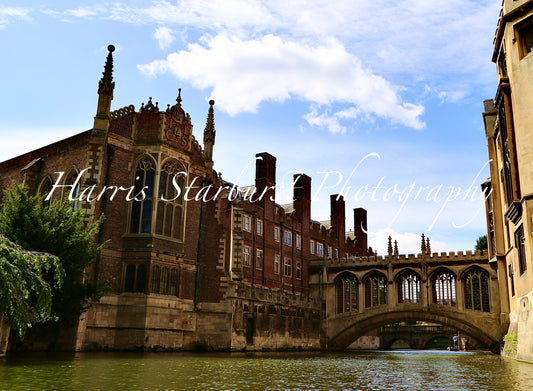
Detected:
left=139, top=34, right=425, bottom=130
left=0, top=7, right=32, bottom=28
left=368, top=227, right=448, bottom=256
left=154, top=26, right=175, bottom=50
left=43, top=1, right=500, bottom=88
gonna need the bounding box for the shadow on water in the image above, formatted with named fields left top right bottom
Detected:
left=1, top=351, right=533, bottom=391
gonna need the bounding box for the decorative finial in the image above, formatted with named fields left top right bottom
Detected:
left=421, top=233, right=426, bottom=254
left=426, top=237, right=431, bottom=255
left=99, top=44, right=115, bottom=94
left=177, top=88, right=182, bottom=106
left=204, top=100, right=216, bottom=137
left=394, top=240, right=399, bottom=257
left=387, top=236, right=393, bottom=256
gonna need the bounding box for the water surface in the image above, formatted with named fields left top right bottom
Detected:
left=1, top=350, right=532, bottom=390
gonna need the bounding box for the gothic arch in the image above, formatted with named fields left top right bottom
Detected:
left=155, top=158, right=187, bottom=240
left=461, top=266, right=490, bottom=312
left=362, top=270, right=387, bottom=308
left=429, top=267, right=457, bottom=306
left=334, top=272, right=360, bottom=314
left=129, top=155, right=156, bottom=234
left=395, top=269, right=421, bottom=304
left=37, top=174, right=54, bottom=207
left=327, top=309, right=500, bottom=353
left=62, top=167, right=80, bottom=210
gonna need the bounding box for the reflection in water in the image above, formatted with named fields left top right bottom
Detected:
left=1, top=351, right=533, bottom=391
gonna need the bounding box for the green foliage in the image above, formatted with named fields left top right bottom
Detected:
left=503, top=332, right=518, bottom=354
left=0, top=183, right=106, bottom=333
left=0, top=234, right=64, bottom=337
left=475, top=235, right=488, bottom=251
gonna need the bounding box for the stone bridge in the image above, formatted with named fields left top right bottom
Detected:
left=309, top=248, right=509, bottom=353
left=379, top=325, right=458, bottom=349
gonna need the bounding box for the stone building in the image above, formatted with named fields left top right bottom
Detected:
left=0, top=45, right=370, bottom=351
left=482, top=0, right=533, bottom=361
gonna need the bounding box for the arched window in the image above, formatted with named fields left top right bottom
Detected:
left=62, top=169, right=80, bottom=210
left=155, top=160, right=185, bottom=240
left=335, top=273, right=359, bottom=314
left=431, top=269, right=456, bottom=306
left=396, top=270, right=420, bottom=303
left=464, top=268, right=490, bottom=312
left=38, top=176, right=53, bottom=207
left=364, top=272, right=387, bottom=308
left=130, top=157, right=155, bottom=234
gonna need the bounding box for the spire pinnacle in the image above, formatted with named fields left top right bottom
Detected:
left=421, top=233, right=426, bottom=255
left=387, top=236, right=393, bottom=256
left=176, top=88, right=182, bottom=107
left=394, top=240, right=399, bottom=257
left=98, top=45, right=115, bottom=95
left=426, top=237, right=431, bottom=255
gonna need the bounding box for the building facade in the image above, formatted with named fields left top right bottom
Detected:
left=482, top=0, right=533, bottom=361
left=0, top=46, right=370, bottom=352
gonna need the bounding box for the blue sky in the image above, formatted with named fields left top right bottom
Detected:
left=0, top=0, right=501, bottom=254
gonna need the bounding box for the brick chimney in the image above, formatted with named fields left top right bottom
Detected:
left=330, top=194, right=345, bottom=253
left=255, top=152, right=276, bottom=220
left=354, top=208, right=368, bottom=256
left=293, top=173, right=311, bottom=236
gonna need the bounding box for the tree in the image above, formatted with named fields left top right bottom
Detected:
left=0, top=234, right=63, bottom=337
left=475, top=235, right=488, bottom=251
left=0, top=183, right=106, bottom=339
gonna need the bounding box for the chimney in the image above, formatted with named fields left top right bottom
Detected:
left=255, top=152, right=276, bottom=220
left=293, top=173, right=311, bottom=235
left=354, top=208, right=368, bottom=256
left=330, top=194, right=345, bottom=253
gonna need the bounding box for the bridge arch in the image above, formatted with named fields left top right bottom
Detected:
left=327, top=309, right=501, bottom=353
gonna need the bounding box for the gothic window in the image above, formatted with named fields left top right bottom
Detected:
left=38, top=176, right=53, bottom=207
left=496, top=92, right=515, bottom=207
left=396, top=270, right=420, bottom=303
left=156, top=160, right=185, bottom=240
left=335, top=273, right=359, bottom=314
left=169, top=269, right=179, bottom=296
left=130, top=157, right=155, bottom=234
left=62, top=169, right=80, bottom=211
left=515, top=225, right=527, bottom=274
left=431, top=269, right=456, bottom=306
left=123, top=263, right=147, bottom=293
left=364, top=272, right=387, bottom=308
left=464, top=268, right=490, bottom=312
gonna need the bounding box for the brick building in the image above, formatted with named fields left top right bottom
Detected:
left=0, top=45, right=370, bottom=351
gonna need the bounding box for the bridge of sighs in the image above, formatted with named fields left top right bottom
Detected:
left=309, top=239, right=508, bottom=353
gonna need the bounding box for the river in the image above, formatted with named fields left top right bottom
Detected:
left=1, top=350, right=533, bottom=390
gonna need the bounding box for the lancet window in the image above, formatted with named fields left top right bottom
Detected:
left=364, top=272, right=387, bottom=308
left=155, top=159, right=185, bottom=240
left=335, top=273, right=359, bottom=314
left=130, top=157, right=155, bottom=234
left=431, top=270, right=456, bottom=306
left=397, top=270, right=420, bottom=303
left=464, top=268, right=490, bottom=312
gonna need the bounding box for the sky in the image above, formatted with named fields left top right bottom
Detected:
left=0, top=0, right=502, bottom=255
